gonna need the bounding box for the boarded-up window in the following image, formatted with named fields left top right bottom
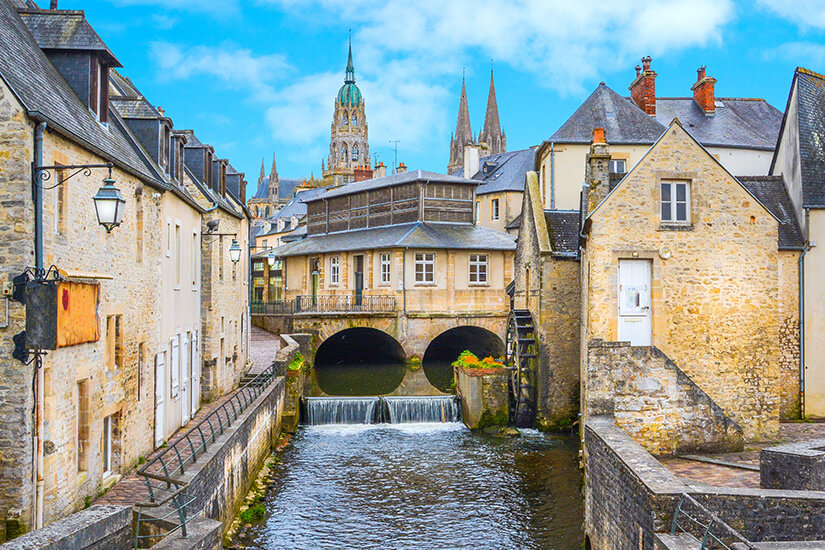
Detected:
left=77, top=380, right=90, bottom=472
left=56, top=282, right=100, bottom=347
left=106, top=314, right=122, bottom=370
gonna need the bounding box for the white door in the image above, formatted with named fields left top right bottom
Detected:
left=154, top=352, right=166, bottom=448
left=181, top=333, right=190, bottom=426
left=190, top=331, right=199, bottom=417
left=618, top=259, right=652, bottom=346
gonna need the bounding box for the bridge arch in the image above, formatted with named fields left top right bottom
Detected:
left=315, top=327, right=405, bottom=367
left=422, top=326, right=506, bottom=392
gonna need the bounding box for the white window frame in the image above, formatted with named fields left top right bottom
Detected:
left=330, top=256, right=340, bottom=285
left=192, top=230, right=199, bottom=290
left=380, top=253, right=391, bottom=285
left=170, top=335, right=180, bottom=398
left=475, top=200, right=480, bottom=222
left=610, top=159, right=627, bottom=173
left=469, top=253, right=488, bottom=285
left=174, top=221, right=182, bottom=290
left=661, top=180, right=690, bottom=224
left=491, top=198, right=500, bottom=221
left=414, top=252, right=435, bottom=285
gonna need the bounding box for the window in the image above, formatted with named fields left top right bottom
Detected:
left=610, top=159, right=627, bottom=173
left=192, top=231, right=198, bottom=289
left=661, top=181, right=690, bottom=223
left=160, top=125, right=171, bottom=175
left=414, top=253, right=435, bottom=284
left=102, top=414, right=113, bottom=475
left=475, top=200, right=480, bottom=221
left=137, top=342, right=145, bottom=402
left=491, top=198, right=500, bottom=220
left=330, top=256, right=340, bottom=284
left=89, top=59, right=109, bottom=123
left=106, top=314, right=122, bottom=370
left=341, top=145, right=347, bottom=161
left=77, top=380, right=90, bottom=472
left=174, top=223, right=181, bottom=289
left=353, top=144, right=359, bottom=161
left=352, top=115, right=357, bottom=126
left=136, top=191, right=144, bottom=264
left=380, top=253, right=391, bottom=285
left=262, top=239, right=268, bottom=249
left=469, top=254, right=488, bottom=284
left=166, top=218, right=172, bottom=257
left=170, top=335, right=180, bottom=398
left=53, top=165, right=67, bottom=234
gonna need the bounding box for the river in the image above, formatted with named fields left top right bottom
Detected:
left=232, top=422, right=584, bottom=549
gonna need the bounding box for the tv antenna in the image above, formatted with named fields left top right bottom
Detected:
left=389, top=140, right=400, bottom=173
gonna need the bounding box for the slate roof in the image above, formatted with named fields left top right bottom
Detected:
left=656, top=98, right=781, bottom=150
left=0, top=2, right=158, bottom=184
left=452, top=148, right=536, bottom=195
left=782, top=68, right=825, bottom=208
left=251, top=177, right=301, bottom=201
left=268, top=187, right=328, bottom=221
left=549, top=83, right=666, bottom=144
left=110, top=97, right=160, bottom=119
left=259, top=222, right=516, bottom=257
left=18, top=8, right=120, bottom=65
left=543, top=210, right=580, bottom=255
left=311, top=170, right=481, bottom=201
left=737, top=175, right=805, bottom=249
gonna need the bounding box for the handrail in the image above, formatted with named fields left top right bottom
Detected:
left=295, top=294, right=396, bottom=313
left=671, top=493, right=756, bottom=549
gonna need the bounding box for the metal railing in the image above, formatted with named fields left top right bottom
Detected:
left=133, top=359, right=283, bottom=548
left=671, top=494, right=756, bottom=549
left=296, top=294, right=396, bottom=313
left=251, top=300, right=294, bottom=315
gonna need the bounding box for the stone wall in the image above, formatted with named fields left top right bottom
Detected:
left=761, top=439, right=825, bottom=491
left=585, top=416, right=825, bottom=550
left=0, top=505, right=131, bottom=550
left=584, top=123, right=782, bottom=441
left=586, top=341, right=743, bottom=456
left=778, top=250, right=801, bottom=420
left=251, top=314, right=293, bottom=337
left=455, top=366, right=509, bottom=429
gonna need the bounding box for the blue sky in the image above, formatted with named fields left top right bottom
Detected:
left=49, top=0, right=825, bottom=196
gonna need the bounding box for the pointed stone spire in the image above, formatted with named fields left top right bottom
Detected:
left=480, top=67, right=506, bottom=154
left=258, top=157, right=266, bottom=183
left=345, top=31, right=355, bottom=84
left=268, top=153, right=279, bottom=204
left=455, top=74, right=473, bottom=144
left=269, top=154, right=278, bottom=181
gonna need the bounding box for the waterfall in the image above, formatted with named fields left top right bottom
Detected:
left=384, top=396, right=461, bottom=424
left=304, top=397, right=380, bottom=425
left=303, top=396, right=461, bottom=425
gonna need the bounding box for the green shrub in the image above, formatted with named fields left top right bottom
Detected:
left=287, top=352, right=304, bottom=371
left=240, top=503, right=266, bottom=523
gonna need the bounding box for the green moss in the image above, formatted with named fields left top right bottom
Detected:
left=535, top=412, right=577, bottom=433
left=287, top=352, right=304, bottom=371
left=406, top=356, right=422, bottom=371
left=84, top=495, right=91, bottom=509
left=477, top=408, right=508, bottom=429
left=4, top=519, right=28, bottom=540
left=239, top=503, right=266, bottom=523
left=137, top=455, right=146, bottom=465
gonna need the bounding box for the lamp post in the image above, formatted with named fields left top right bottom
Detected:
left=267, top=252, right=276, bottom=268
left=229, top=239, right=242, bottom=264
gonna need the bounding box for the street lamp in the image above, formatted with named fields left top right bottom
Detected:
left=92, top=173, right=126, bottom=233
left=229, top=239, right=242, bottom=264
left=267, top=252, right=276, bottom=268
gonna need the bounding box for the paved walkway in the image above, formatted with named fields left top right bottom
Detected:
left=661, top=421, right=825, bottom=489
left=98, top=327, right=282, bottom=507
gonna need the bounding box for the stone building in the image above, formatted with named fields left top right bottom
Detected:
left=247, top=154, right=300, bottom=219
left=535, top=58, right=783, bottom=212
left=447, top=70, right=506, bottom=175
left=514, top=122, right=803, bottom=442
left=771, top=66, right=825, bottom=419
left=0, top=2, right=250, bottom=540
left=322, top=38, right=369, bottom=185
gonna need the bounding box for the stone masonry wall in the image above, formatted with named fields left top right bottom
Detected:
left=455, top=366, right=509, bottom=429
left=586, top=341, right=743, bottom=456
left=0, top=505, right=131, bottom=550
left=585, top=123, right=781, bottom=441
left=778, top=250, right=801, bottom=420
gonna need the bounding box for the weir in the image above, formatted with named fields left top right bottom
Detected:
left=303, top=396, right=461, bottom=425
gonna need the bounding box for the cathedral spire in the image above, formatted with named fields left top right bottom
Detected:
left=455, top=74, right=473, bottom=144
left=269, top=153, right=278, bottom=181
left=258, top=158, right=265, bottom=183
left=345, top=32, right=355, bottom=84
left=480, top=67, right=506, bottom=155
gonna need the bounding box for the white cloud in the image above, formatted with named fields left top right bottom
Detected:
left=110, top=0, right=238, bottom=15
left=755, top=0, right=825, bottom=30
left=766, top=41, right=825, bottom=66
left=149, top=41, right=290, bottom=102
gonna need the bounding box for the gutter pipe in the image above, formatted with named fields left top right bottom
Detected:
left=32, top=121, right=46, bottom=530
left=800, top=209, right=810, bottom=418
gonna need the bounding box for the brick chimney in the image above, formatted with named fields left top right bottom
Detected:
left=240, top=175, right=247, bottom=204
left=691, top=65, right=717, bottom=116
left=397, top=162, right=407, bottom=174
left=354, top=164, right=373, bottom=182
left=374, top=161, right=387, bottom=179
left=586, top=128, right=611, bottom=213
left=629, top=56, right=657, bottom=116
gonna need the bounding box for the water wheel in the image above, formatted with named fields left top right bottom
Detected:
left=506, top=309, right=537, bottom=428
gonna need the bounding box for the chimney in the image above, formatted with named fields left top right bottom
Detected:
left=50, top=0, right=58, bottom=8
left=397, top=162, right=407, bottom=174
left=463, top=144, right=481, bottom=178
left=240, top=176, right=247, bottom=204
left=354, top=164, right=373, bottom=182
left=629, top=56, right=657, bottom=116
left=373, top=161, right=387, bottom=179
left=691, top=65, right=717, bottom=116
left=586, top=128, right=611, bottom=213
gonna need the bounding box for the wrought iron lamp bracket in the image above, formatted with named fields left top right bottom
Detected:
left=33, top=162, right=114, bottom=190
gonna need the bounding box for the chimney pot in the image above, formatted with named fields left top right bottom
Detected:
left=642, top=56, right=652, bottom=71
left=592, top=127, right=605, bottom=144
left=629, top=57, right=657, bottom=116
left=691, top=65, right=716, bottom=115
left=635, top=65, right=641, bottom=77
left=697, top=65, right=706, bottom=82
left=50, top=0, right=58, bottom=8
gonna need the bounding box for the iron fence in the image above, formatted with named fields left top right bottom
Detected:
left=671, top=493, right=756, bottom=549
left=295, top=294, right=396, bottom=313
left=133, top=358, right=282, bottom=548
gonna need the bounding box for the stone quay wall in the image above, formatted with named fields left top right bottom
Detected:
left=761, top=439, right=825, bottom=491
left=584, top=416, right=825, bottom=550
left=0, top=505, right=131, bottom=550
left=455, top=366, right=509, bottom=429
left=586, top=340, right=743, bottom=456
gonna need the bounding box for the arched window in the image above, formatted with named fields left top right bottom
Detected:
left=341, top=144, right=348, bottom=161
left=352, top=144, right=359, bottom=161
left=352, top=114, right=357, bottom=126
left=342, top=113, right=348, bottom=125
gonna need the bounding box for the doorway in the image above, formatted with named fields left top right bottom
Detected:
left=618, top=259, right=652, bottom=346
left=354, top=255, right=364, bottom=307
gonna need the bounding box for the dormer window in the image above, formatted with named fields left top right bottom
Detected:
left=160, top=125, right=171, bottom=176
left=89, top=58, right=109, bottom=124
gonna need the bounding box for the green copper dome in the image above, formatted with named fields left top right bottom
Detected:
left=337, top=82, right=362, bottom=107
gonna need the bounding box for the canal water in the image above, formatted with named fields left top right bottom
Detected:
left=233, top=422, right=584, bottom=549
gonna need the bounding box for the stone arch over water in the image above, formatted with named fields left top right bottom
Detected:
left=421, top=326, right=506, bottom=392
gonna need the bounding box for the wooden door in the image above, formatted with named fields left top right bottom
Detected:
left=618, top=259, right=652, bottom=346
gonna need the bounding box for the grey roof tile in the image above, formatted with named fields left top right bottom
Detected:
left=788, top=69, right=825, bottom=207
left=737, top=175, right=805, bottom=249
left=310, top=170, right=481, bottom=201
left=261, top=222, right=515, bottom=257
left=453, top=147, right=536, bottom=195
left=268, top=187, right=329, bottom=221
left=110, top=97, right=160, bottom=119
left=549, top=83, right=666, bottom=144
left=18, top=8, right=120, bottom=65
left=543, top=210, right=580, bottom=255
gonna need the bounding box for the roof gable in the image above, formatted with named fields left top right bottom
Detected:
left=788, top=69, right=825, bottom=207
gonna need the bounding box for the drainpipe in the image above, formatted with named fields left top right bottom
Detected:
left=550, top=142, right=555, bottom=210
left=32, top=121, right=46, bottom=530
left=402, top=248, right=407, bottom=315
left=799, top=208, right=811, bottom=418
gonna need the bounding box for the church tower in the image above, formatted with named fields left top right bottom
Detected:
left=323, top=36, right=369, bottom=185
left=267, top=154, right=279, bottom=203
left=479, top=69, right=506, bottom=155
left=448, top=75, right=474, bottom=175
